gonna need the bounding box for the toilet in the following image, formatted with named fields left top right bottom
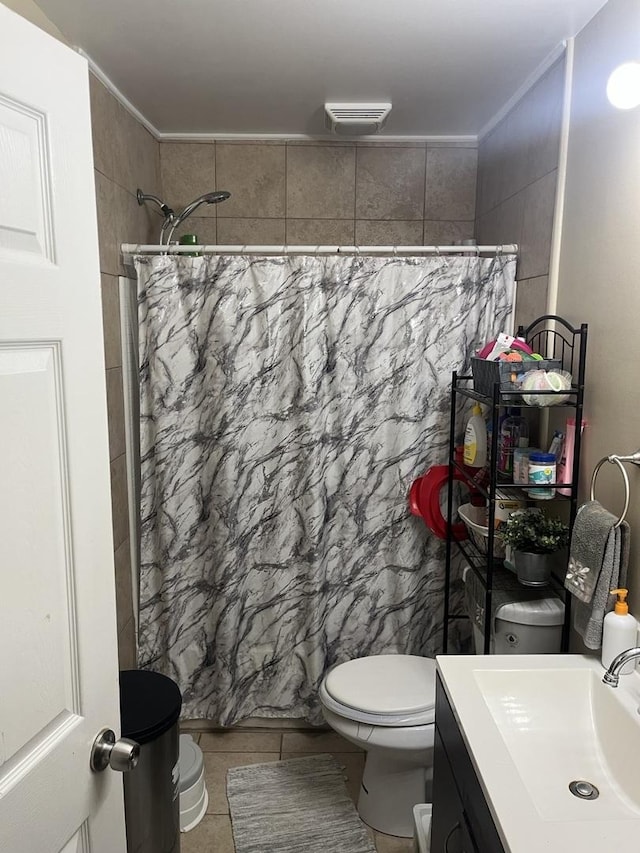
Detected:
left=319, top=654, right=436, bottom=838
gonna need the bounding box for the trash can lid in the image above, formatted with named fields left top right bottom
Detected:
left=119, top=670, right=182, bottom=745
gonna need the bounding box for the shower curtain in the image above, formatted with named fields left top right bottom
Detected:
left=136, top=253, right=515, bottom=724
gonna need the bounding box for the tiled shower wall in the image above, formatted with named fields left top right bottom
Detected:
left=160, top=141, right=478, bottom=247
left=89, top=73, right=161, bottom=669
left=475, top=58, right=565, bottom=327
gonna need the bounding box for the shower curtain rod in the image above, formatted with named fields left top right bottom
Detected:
left=121, top=243, right=518, bottom=260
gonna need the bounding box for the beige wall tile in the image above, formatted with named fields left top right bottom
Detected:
left=518, top=170, right=557, bottom=280
left=287, top=146, right=356, bottom=219
left=114, top=183, right=152, bottom=274
left=100, top=273, right=121, bottom=370
left=89, top=73, right=116, bottom=180
left=476, top=118, right=508, bottom=216
left=425, top=147, right=477, bottom=221
left=181, top=815, right=235, bottom=853
left=216, top=144, right=285, bottom=218
left=127, top=118, right=161, bottom=199
left=114, top=537, right=133, bottom=633
left=514, top=275, right=549, bottom=330
left=106, top=367, right=125, bottom=461
left=172, top=216, right=217, bottom=245
left=427, top=139, right=478, bottom=149
left=355, top=220, right=423, bottom=246
left=200, top=731, right=281, bottom=752
left=286, top=218, right=355, bottom=244
left=95, top=170, right=118, bottom=275
left=217, top=218, right=285, bottom=244
left=492, top=192, right=525, bottom=258
left=475, top=206, right=499, bottom=246
left=110, top=453, right=129, bottom=550
left=523, top=58, right=564, bottom=187
left=356, top=147, right=425, bottom=220
left=204, top=752, right=280, bottom=814
left=117, top=617, right=137, bottom=670
left=281, top=731, right=362, bottom=753
left=423, top=220, right=475, bottom=245
left=160, top=143, right=216, bottom=216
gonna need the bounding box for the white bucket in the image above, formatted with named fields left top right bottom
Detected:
left=179, top=735, right=208, bottom=832
left=412, top=803, right=432, bottom=853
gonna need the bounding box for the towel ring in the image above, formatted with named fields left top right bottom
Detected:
left=589, top=452, right=640, bottom=528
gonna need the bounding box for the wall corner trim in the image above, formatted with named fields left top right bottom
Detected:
left=478, top=42, right=567, bottom=142
left=77, top=47, right=161, bottom=139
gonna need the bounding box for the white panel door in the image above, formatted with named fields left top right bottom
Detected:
left=0, top=5, right=127, bottom=852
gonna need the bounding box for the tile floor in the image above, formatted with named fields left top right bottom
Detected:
left=180, top=727, right=415, bottom=853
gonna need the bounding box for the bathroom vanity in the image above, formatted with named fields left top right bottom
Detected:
left=432, top=674, right=504, bottom=852
left=433, top=655, right=640, bottom=853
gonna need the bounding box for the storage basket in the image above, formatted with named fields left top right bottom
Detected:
left=471, top=357, right=563, bottom=397
left=457, top=503, right=506, bottom=558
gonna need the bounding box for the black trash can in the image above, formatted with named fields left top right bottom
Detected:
left=120, top=670, right=182, bottom=853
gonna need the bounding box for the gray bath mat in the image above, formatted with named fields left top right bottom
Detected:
left=227, top=754, right=376, bottom=853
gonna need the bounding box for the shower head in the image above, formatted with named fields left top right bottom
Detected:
left=174, top=191, right=231, bottom=225
left=165, top=190, right=231, bottom=244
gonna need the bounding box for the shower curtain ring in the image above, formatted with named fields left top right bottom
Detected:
left=393, top=245, right=398, bottom=257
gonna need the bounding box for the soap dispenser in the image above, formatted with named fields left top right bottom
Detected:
left=601, top=588, right=638, bottom=674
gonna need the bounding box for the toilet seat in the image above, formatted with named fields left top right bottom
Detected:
left=321, top=655, right=436, bottom=727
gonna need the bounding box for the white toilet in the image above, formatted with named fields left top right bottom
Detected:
left=319, top=654, right=436, bottom=838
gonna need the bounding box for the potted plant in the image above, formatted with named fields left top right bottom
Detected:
left=502, top=509, right=570, bottom=587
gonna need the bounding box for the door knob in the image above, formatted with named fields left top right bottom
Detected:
left=90, top=727, right=140, bottom=772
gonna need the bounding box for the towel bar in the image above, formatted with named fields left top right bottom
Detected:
left=590, top=450, right=640, bottom=528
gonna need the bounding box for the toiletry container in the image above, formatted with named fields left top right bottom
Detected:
left=497, top=408, right=529, bottom=478
left=602, top=588, right=637, bottom=673
left=463, top=404, right=487, bottom=468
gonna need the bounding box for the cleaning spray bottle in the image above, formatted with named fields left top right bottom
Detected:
left=463, top=404, right=487, bottom=468
left=602, top=589, right=638, bottom=673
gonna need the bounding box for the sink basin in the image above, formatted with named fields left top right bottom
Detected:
left=474, top=666, right=640, bottom=821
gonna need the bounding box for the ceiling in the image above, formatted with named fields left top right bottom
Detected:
left=36, top=0, right=608, bottom=137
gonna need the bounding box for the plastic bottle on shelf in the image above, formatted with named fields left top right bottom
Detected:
left=602, top=589, right=638, bottom=673
left=463, top=403, right=487, bottom=468
left=497, top=408, right=529, bottom=478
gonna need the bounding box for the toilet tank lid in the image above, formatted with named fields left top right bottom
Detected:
left=496, top=596, right=565, bottom=626
left=324, top=654, right=436, bottom=716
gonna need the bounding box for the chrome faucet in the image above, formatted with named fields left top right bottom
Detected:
left=602, top=647, right=640, bottom=686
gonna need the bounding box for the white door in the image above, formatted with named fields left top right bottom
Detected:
left=0, top=5, right=127, bottom=852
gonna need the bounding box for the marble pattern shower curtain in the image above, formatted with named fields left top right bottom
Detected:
left=136, top=253, right=515, bottom=724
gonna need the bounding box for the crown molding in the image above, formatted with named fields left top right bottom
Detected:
left=478, top=42, right=567, bottom=141
left=76, top=49, right=477, bottom=145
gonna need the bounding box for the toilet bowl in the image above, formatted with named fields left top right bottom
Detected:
left=319, top=654, right=436, bottom=838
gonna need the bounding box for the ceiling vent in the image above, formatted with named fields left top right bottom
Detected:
left=324, top=102, right=392, bottom=135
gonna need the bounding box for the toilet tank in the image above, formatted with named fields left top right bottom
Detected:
left=472, top=597, right=565, bottom=655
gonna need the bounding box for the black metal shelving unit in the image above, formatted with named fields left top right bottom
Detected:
left=442, top=315, right=588, bottom=655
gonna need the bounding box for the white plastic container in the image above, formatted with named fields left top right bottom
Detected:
left=463, top=403, right=487, bottom=468
left=178, top=735, right=208, bottom=832
left=412, top=803, right=432, bottom=853
left=602, top=589, right=637, bottom=674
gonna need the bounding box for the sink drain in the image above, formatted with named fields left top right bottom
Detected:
left=569, top=780, right=599, bottom=800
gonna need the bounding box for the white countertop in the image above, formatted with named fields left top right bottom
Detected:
left=436, top=653, right=640, bottom=853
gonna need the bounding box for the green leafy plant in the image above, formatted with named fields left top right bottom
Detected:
left=501, top=509, right=569, bottom=554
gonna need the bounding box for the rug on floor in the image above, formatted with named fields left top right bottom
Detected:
left=226, top=754, right=376, bottom=853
